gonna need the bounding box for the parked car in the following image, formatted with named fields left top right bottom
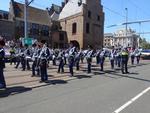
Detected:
left=140, top=49, right=150, bottom=60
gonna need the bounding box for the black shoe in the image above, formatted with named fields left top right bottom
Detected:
left=39, top=80, right=44, bottom=83
left=31, top=75, right=35, bottom=77
left=44, top=80, right=50, bottom=83
left=122, top=72, right=125, bottom=74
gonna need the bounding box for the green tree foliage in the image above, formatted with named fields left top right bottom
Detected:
left=139, top=38, right=150, bottom=49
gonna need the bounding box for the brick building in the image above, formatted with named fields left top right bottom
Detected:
left=0, top=0, right=104, bottom=49
left=59, top=0, right=104, bottom=49
left=9, top=0, right=51, bottom=44
left=0, top=10, right=15, bottom=41
left=48, top=4, right=68, bottom=48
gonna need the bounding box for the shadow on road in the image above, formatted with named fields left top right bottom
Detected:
left=0, top=86, right=32, bottom=98
left=50, top=79, right=68, bottom=85
left=74, top=74, right=92, bottom=79
left=103, top=70, right=150, bottom=83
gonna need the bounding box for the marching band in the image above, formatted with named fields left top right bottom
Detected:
left=0, top=39, right=142, bottom=88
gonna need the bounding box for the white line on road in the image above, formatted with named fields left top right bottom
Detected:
left=113, top=87, right=150, bottom=113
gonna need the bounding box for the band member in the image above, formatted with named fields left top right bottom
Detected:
left=109, top=47, right=116, bottom=69
left=15, top=44, right=24, bottom=69
left=86, top=45, right=93, bottom=74
left=67, top=42, right=76, bottom=77
left=75, top=48, right=82, bottom=71
left=31, top=43, right=40, bottom=76
left=121, top=48, right=129, bottom=74
left=135, top=49, right=141, bottom=64
left=96, top=50, right=101, bottom=64
left=130, top=48, right=135, bottom=65
left=99, top=48, right=106, bottom=71
left=9, top=46, right=16, bottom=65
left=115, top=48, right=121, bottom=67
left=57, top=50, right=65, bottom=73
left=0, top=39, right=6, bottom=89
left=38, top=40, right=50, bottom=82
left=22, top=44, right=31, bottom=71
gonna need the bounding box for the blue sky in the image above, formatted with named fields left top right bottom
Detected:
left=0, top=0, right=150, bottom=42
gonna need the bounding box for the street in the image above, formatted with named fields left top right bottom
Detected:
left=0, top=60, right=150, bottom=113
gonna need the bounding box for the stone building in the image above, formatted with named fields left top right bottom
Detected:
left=104, top=33, right=114, bottom=48
left=113, top=28, right=139, bottom=48
left=59, top=0, right=104, bottom=49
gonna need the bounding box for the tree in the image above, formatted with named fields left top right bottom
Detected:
left=139, top=38, right=150, bottom=49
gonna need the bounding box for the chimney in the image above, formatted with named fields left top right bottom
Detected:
left=62, top=2, right=65, bottom=8
left=64, top=0, right=69, bottom=4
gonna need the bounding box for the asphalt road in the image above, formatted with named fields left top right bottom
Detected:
left=0, top=61, right=150, bottom=113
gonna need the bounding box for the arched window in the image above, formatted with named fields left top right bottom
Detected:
left=72, top=23, right=77, bottom=34
left=88, top=11, right=91, bottom=18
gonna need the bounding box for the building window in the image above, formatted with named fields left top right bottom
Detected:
left=72, top=23, right=77, bottom=34
left=59, top=33, right=64, bottom=41
left=30, top=23, right=40, bottom=35
left=3, top=14, right=8, bottom=19
left=88, top=11, right=91, bottom=18
left=0, top=14, right=2, bottom=19
left=86, top=23, right=90, bottom=34
left=32, top=23, right=37, bottom=29
left=40, top=25, right=49, bottom=36
left=59, top=43, right=64, bottom=48
left=97, top=15, right=100, bottom=21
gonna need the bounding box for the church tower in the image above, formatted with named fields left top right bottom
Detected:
left=59, top=0, right=104, bottom=49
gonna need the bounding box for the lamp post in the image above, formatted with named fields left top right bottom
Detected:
left=125, top=8, right=128, bottom=47
left=24, top=0, right=34, bottom=39
left=125, top=8, right=129, bottom=46
left=24, top=0, right=28, bottom=38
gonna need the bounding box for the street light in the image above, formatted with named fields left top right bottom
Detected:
left=125, top=8, right=128, bottom=47
left=24, top=0, right=34, bottom=38
left=125, top=8, right=129, bottom=46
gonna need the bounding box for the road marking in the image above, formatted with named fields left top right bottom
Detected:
left=113, top=87, right=150, bottom=113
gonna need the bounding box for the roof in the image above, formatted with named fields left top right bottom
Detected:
left=104, top=33, right=114, bottom=37
left=51, top=12, right=59, bottom=21
left=51, top=4, right=62, bottom=13
left=12, top=1, right=50, bottom=26
left=59, top=0, right=86, bottom=20
left=0, top=10, right=9, bottom=14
